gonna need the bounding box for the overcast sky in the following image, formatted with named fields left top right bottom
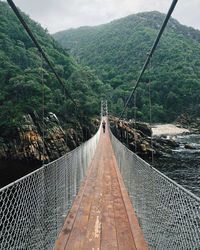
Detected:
left=6, top=0, right=200, bottom=33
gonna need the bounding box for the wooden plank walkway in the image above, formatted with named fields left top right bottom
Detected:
left=53, top=120, right=148, bottom=250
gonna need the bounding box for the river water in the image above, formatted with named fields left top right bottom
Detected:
left=0, top=160, right=41, bottom=188
left=154, top=134, right=200, bottom=198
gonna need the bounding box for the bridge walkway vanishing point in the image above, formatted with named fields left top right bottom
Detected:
left=54, top=119, right=148, bottom=250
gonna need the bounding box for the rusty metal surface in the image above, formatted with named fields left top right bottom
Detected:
left=53, top=120, right=148, bottom=250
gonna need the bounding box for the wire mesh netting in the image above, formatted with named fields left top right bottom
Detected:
left=110, top=131, right=200, bottom=250
left=0, top=128, right=100, bottom=250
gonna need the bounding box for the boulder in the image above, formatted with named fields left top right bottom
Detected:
left=136, top=122, right=152, bottom=137
left=185, top=144, right=196, bottom=150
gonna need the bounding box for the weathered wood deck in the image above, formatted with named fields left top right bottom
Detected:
left=53, top=121, right=148, bottom=250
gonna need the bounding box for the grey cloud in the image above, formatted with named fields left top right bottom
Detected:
left=11, top=0, right=200, bottom=33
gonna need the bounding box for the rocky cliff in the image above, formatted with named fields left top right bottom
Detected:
left=110, top=117, right=154, bottom=158
left=176, top=113, right=200, bottom=133
left=0, top=113, right=181, bottom=188
left=0, top=113, right=183, bottom=165
left=110, top=116, right=180, bottom=159
left=0, top=112, right=99, bottom=164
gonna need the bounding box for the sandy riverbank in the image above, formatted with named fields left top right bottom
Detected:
left=152, top=124, right=190, bottom=136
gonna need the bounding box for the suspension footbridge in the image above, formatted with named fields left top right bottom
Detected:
left=0, top=104, right=199, bottom=249
left=53, top=117, right=147, bottom=250
left=0, top=0, right=200, bottom=249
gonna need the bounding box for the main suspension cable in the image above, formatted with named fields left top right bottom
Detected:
left=148, top=57, right=154, bottom=164
left=40, top=54, right=45, bottom=165
left=134, top=91, right=137, bottom=153
left=7, top=0, right=77, bottom=109
left=119, top=0, right=178, bottom=119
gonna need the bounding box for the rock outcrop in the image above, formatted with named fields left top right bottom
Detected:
left=0, top=112, right=99, bottom=163
left=110, top=116, right=180, bottom=158
left=110, top=117, right=155, bottom=158
left=176, top=113, right=200, bottom=133
left=0, top=113, right=185, bottom=164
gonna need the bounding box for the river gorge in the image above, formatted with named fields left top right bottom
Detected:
left=153, top=129, right=200, bottom=198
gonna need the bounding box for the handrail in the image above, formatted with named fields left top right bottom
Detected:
left=110, top=128, right=200, bottom=249
left=0, top=127, right=101, bottom=250
left=114, top=137, right=200, bottom=202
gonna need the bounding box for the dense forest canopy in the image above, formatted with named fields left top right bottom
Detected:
left=54, top=11, right=200, bottom=122
left=0, top=2, right=106, bottom=138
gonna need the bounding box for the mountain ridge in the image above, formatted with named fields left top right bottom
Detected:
left=54, top=11, right=199, bottom=30
left=53, top=11, right=200, bottom=122
left=0, top=1, right=105, bottom=137
left=54, top=11, right=200, bottom=44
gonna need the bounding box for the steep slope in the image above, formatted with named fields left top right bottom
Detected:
left=0, top=2, right=105, bottom=138
left=54, top=11, right=200, bottom=122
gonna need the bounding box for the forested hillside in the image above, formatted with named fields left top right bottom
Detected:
left=0, top=2, right=105, bottom=138
left=54, top=11, right=200, bottom=122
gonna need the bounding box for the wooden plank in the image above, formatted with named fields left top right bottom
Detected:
left=65, top=153, right=99, bottom=249
left=112, top=152, right=149, bottom=250
left=81, top=152, right=104, bottom=249
left=110, top=160, right=137, bottom=250
left=53, top=146, right=99, bottom=250
left=101, top=157, right=118, bottom=250
left=53, top=120, right=148, bottom=250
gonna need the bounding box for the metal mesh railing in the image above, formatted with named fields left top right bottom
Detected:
left=110, top=131, right=200, bottom=250
left=0, top=128, right=100, bottom=250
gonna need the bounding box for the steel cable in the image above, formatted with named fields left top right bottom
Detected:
left=110, top=130, right=200, bottom=249
left=119, top=0, right=179, bottom=119
left=7, top=0, right=78, bottom=110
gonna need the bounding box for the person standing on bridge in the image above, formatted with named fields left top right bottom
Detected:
left=102, top=120, right=106, bottom=133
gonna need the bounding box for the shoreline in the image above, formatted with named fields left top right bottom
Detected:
left=152, top=124, right=190, bottom=136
